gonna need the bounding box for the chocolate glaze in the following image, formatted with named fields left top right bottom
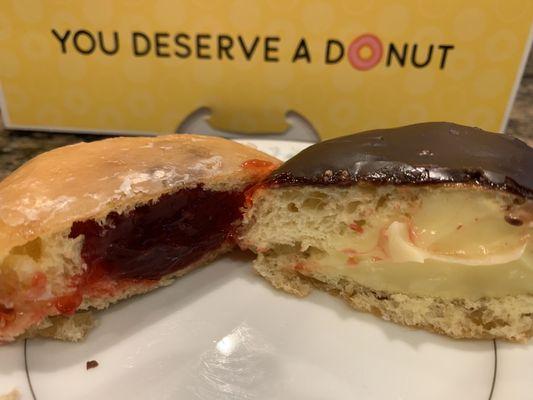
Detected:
left=269, top=122, right=533, bottom=198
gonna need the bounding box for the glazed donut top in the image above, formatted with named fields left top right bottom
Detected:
left=268, top=122, right=533, bottom=199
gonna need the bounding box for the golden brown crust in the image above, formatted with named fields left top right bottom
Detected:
left=0, top=134, right=280, bottom=259
left=311, top=277, right=533, bottom=342
left=29, top=244, right=233, bottom=342
left=30, top=312, right=96, bottom=342
left=253, top=255, right=533, bottom=342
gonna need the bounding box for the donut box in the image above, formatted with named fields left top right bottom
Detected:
left=0, top=0, right=531, bottom=139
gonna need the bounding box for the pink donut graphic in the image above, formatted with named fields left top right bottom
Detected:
left=348, top=34, right=383, bottom=71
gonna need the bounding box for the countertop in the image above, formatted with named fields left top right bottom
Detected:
left=0, top=51, right=531, bottom=180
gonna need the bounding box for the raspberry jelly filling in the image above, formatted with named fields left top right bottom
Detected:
left=69, top=186, right=246, bottom=282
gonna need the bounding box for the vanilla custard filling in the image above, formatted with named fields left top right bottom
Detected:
left=297, top=190, right=532, bottom=299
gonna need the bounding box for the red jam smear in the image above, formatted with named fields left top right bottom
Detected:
left=0, top=305, right=15, bottom=324
left=69, top=186, right=245, bottom=281
left=243, top=182, right=266, bottom=208
left=241, top=159, right=275, bottom=170
left=55, top=292, right=83, bottom=315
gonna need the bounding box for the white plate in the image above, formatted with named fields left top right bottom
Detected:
left=1, top=139, right=532, bottom=400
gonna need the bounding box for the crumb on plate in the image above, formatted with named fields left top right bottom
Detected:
left=86, top=360, right=99, bottom=370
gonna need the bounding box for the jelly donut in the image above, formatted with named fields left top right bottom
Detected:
left=0, top=134, right=280, bottom=342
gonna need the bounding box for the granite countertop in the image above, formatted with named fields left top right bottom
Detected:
left=0, top=51, right=531, bottom=180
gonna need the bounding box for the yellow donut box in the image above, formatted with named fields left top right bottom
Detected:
left=0, top=0, right=531, bottom=139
